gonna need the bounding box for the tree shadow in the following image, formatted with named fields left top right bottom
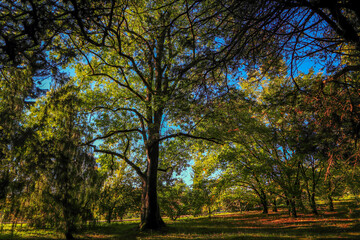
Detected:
left=153, top=211, right=360, bottom=240
left=80, top=222, right=139, bottom=240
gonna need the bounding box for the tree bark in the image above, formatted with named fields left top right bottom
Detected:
left=65, top=231, right=75, bottom=240
left=296, top=193, right=307, bottom=213
left=62, top=197, right=75, bottom=240
left=140, top=127, right=165, bottom=230
left=63, top=211, right=75, bottom=240
left=107, top=208, right=112, bottom=224
left=328, top=195, right=334, bottom=211
left=289, top=198, right=297, bottom=218
left=272, top=198, right=278, bottom=212
left=309, top=193, right=318, bottom=215
left=260, top=190, right=268, bottom=214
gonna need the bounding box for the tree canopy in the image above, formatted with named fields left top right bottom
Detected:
left=1, top=0, right=360, bottom=238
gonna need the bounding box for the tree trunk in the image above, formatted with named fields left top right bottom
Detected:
left=260, top=192, right=268, bottom=214
left=253, top=187, right=268, bottom=214
left=328, top=195, right=334, bottom=211
left=140, top=134, right=165, bottom=230
left=286, top=199, right=290, bottom=215
left=65, top=231, right=75, bottom=240
left=289, top=198, right=297, bottom=218
left=296, top=192, right=307, bottom=213
left=63, top=202, right=75, bottom=240
left=107, top=208, right=112, bottom=224
left=272, top=198, right=278, bottom=212
left=310, top=193, right=318, bottom=215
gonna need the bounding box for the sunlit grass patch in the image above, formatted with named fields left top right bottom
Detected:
left=0, top=223, right=62, bottom=239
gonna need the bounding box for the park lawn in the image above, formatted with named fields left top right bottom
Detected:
left=1, top=206, right=360, bottom=239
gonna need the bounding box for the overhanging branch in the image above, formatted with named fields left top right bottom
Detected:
left=158, top=132, right=221, bottom=144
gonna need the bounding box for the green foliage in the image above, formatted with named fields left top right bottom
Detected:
left=159, top=181, right=191, bottom=221
left=22, top=84, right=102, bottom=238
left=219, top=186, right=258, bottom=212
left=98, top=165, right=141, bottom=223
left=2, top=0, right=360, bottom=235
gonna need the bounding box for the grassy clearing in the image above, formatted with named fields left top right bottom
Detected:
left=1, top=204, right=360, bottom=239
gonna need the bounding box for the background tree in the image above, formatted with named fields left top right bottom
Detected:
left=25, top=84, right=101, bottom=240
left=158, top=180, right=191, bottom=221
left=98, top=163, right=141, bottom=223
left=217, top=143, right=274, bottom=214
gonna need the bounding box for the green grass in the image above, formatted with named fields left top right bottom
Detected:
left=1, top=204, right=360, bottom=239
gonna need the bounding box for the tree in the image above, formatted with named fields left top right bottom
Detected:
left=26, top=84, right=101, bottom=240
left=98, top=163, right=141, bottom=223
left=73, top=0, right=226, bottom=230
left=158, top=180, right=191, bottom=221
left=217, top=143, right=273, bottom=214
left=0, top=66, right=42, bottom=230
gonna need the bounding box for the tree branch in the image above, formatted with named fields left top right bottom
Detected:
left=92, top=106, right=149, bottom=142
left=158, top=132, right=221, bottom=144
left=85, top=128, right=142, bottom=145
left=94, top=148, right=146, bottom=181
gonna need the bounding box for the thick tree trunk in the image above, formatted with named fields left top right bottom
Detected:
left=140, top=179, right=165, bottom=230
left=286, top=199, right=290, bottom=215
left=260, top=191, right=268, bottom=214
left=253, top=186, right=268, bottom=214
left=140, top=133, right=165, bottom=230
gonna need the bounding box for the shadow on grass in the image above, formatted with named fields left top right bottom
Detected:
left=0, top=233, right=20, bottom=240
left=1, top=208, right=359, bottom=240
left=81, top=222, right=139, bottom=240
left=145, top=211, right=360, bottom=240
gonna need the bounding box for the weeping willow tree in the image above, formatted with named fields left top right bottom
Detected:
left=25, top=84, right=101, bottom=240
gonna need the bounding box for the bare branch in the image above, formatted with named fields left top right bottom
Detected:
left=158, top=132, right=221, bottom=144
left=158, top=166, right=173, bottom=172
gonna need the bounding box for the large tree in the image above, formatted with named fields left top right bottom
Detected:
left=73, top=0, right=225, bottom=230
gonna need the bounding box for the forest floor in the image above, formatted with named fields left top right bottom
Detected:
left=1, top=202, right=360, bottom=239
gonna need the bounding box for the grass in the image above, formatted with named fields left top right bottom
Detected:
left=1, top=203, right=360, bottom=239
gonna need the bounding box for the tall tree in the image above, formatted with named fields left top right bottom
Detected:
left=74, top=0, right=225, bottom=230
left=26, top=84, right=101, bottom=240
